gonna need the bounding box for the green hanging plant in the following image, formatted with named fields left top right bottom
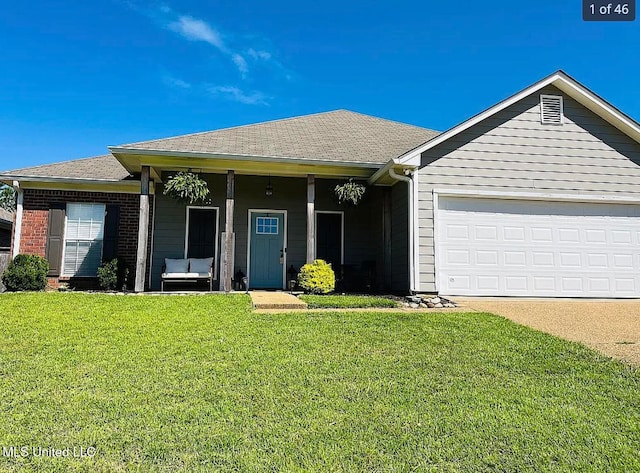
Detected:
left=334, top=178, right=366, bottom=206
left=163, top=171, right=211, bottom=204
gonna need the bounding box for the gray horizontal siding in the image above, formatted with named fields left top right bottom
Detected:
left=416, top=84, right=640, bottom=293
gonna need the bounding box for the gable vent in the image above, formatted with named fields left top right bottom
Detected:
left=540, top=95, right=563, bottom=125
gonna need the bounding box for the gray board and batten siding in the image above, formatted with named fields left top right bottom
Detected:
left=416, top=84, right=640, bottom=293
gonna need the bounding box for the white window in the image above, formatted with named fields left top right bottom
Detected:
left=256, top=217, right=279, bottom=234
left=63, top=203, right=105, bottom=276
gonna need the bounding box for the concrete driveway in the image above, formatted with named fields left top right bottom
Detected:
left=454, top=297, right=640, bottom=365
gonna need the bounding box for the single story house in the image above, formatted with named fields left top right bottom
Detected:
left=3, top=70, right=640, bottom=297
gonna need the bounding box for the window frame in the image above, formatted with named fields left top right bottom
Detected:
left=61, top=202, right=106, bottom=277
left=255, top=216, right=279, bottom=235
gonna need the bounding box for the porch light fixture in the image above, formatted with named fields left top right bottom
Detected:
left=265, top=175, right=273, bottom=196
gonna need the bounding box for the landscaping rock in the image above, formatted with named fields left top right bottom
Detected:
left=431, top=297, right=441, bottom=304
left=434, top=303, right=443, bottom=308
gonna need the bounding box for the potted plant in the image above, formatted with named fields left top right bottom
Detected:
left=334, top=178, right=366, bottom=206
left=163, top=171, right=211, bottom=204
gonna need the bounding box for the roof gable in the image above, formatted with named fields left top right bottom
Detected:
left=397, top=71, right=640, bottom=165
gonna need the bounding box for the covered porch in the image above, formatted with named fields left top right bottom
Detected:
left=111, top=152, right=412, bottom=293
left=145, top=171, right=407, bottom=293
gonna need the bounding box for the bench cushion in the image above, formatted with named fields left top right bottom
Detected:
left=162, top=272, right=211, bottom=279
left=165, top=258, right=189, bottom=273
left=189, top=257, right=213, bottom=273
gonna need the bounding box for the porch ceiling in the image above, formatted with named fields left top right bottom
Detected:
left=109, top=149, right=381, bottom=179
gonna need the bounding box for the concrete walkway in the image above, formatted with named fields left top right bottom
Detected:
left=455, top=297, right=640, bottom=365
left=250, top=291, right=308, bottom=310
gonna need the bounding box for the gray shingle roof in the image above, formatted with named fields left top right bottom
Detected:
left=118, top=110, right=439, bottom=164
left=1, top=155, right=130, bottom=181
left=1, top=110, right=440, bottom=182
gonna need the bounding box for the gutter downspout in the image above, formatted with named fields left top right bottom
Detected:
left=12, top=180, right=23, bottom=258
left=388, top=168, right=415, bottom=293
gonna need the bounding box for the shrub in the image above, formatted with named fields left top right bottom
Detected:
left=97, top=259, right=119, bottom=291
left=2, top=254, right=49, bottom=291
left=297, top=259, right=335, bottom=294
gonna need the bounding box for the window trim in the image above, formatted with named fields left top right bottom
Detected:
left=184, top=205, right=220, bottom=280
left=60, top=202, right=106, bottom=278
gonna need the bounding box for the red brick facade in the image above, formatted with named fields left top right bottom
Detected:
left=19, top=189, right=153, bottom=288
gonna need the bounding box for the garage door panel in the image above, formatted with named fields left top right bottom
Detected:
left=437, top=196, right=640, bottom=297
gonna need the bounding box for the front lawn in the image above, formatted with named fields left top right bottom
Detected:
left=298, top=294, right=398, bottom=308
left=0, top=293, right=638, bottom=472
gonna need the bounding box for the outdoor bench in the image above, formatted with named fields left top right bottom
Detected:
left=161, top=257, right=214, bottom=291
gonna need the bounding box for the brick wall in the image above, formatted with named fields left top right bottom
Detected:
left=20, top=189, right=154, bottom=288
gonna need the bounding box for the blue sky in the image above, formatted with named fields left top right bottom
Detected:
left=1, top=0, right=638, bottom=169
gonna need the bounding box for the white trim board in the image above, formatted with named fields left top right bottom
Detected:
left=246, top=208, right=288, bottom=289
left=432, top=188, right=640, bottom=205
left=184, top=205, right=221, bottom=281
left=12, top=185, right=23, bottom=258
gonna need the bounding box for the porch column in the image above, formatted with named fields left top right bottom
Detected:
left=222, top=170, right=235, bottom=292
left=134, top=166, right=150, bottom=292
left=306, top=174, right=315, bottom=263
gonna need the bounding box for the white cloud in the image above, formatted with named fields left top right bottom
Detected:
left=247, top=48, right=272, bottom=61
left=208, top=86, right=268, bottom=105
left=163, top=76, right=191, bottom=89
left=232, top=54, right=248, bottom=77
left=168, top=15, right=226, bottom=51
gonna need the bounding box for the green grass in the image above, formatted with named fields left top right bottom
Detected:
left=298, top=294, right=398, bottom=308
left=0, top=293, right=638, bottom=472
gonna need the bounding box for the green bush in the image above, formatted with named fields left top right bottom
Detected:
left=297, top=259, right=335, bottom=294
left=2, top=254, right=49, bottom=291
left=97, top=259, right=119, bottom=291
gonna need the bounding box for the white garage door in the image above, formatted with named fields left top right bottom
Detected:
left=436, top=196, right=640, bottom=297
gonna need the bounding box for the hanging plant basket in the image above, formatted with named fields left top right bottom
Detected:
left=334, top=178, right=366, bottom=206
left=163, top=171, right=211, bottom=204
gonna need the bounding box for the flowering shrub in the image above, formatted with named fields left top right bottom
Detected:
left=297, top=259, right=335, bottom=294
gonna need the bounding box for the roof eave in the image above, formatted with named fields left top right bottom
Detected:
left=109, top=147, right=384, bottom=178
left=109, top=147, right=384, bottom=167
left=0, top=175, right=150, bottom=194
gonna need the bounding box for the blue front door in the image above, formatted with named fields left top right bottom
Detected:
left=249, top=212, right=285, bottom=288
